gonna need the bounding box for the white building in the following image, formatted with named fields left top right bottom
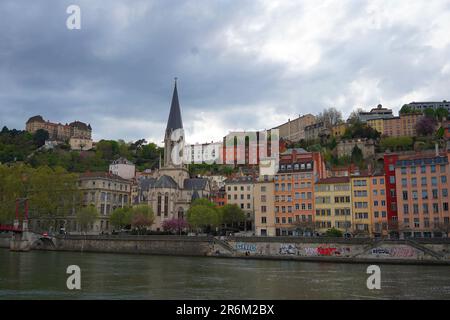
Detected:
left=184, top=142, right=222, bottom=164
left=109, top=157, right=135, bottom=180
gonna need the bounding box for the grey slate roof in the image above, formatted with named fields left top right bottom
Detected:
left=138, top=177, right=157, bottom=191
left=166, top=81, right=183, bottom=132
left=191, top=190, right=200, bottom=201
left=154, top=175, right=178, bottom=189
left=184, top=178, right=208, bottom=190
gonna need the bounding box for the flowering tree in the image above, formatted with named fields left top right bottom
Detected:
left=130, top=205, right=154, bottom=235
left=162, top=218, right=189, bottom=235
left=416, top=117, right=437, bottom=136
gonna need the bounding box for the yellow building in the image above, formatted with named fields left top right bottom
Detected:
left=331, top=123, right=348, bottom=138
left=314, top=177, right=352, bottom=235
left=366, top=118, right=384, bottom=134
left=351, top=175, right=372, bottom=236
left=253, top=177, right=276, bottom=236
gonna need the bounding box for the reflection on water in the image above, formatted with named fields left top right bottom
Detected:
left=0, top=249, right=449, bottom=300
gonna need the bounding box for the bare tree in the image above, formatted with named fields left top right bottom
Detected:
left=293, top=220, right=315, bottom=236
left=317, top=107, right=344, bottom=130
left=434, top=222, right=450, bottom=238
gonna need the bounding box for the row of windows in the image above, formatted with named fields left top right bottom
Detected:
left=227, top=185, right=252, bottom=192
left=227, top=194, right=252, bottom=200
left=403, top=217, right=450, bottom=228
left=279, top=162, right=313, bottom=171
left=275, top=182, right=312, bottom=191
left=274, top=215, right=314, bottom=224
left=402, top=202, right=449, bottom=214
left=400, top=176, right=447, bottom=187
left=401, top=189, right=448, bottom=200
left=274, top=173, right=313, bottom=181
left=275, top=204, right=313, bottom=213
left=86, top=180, right=129, bottom=191
left=400, top=164, right=446, bottom=174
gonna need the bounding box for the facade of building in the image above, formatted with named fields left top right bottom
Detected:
left=274, top=148, right=326, bottom=236
left=357, top=104, right=394, bottom=123
left=351, top=175, right=372, bottom=235
left=337, top=139, right=376, bottom=159
left=273, top=114, right=316, bottom=142
left=69, top=137, right=93, bottom=151
left=139, top=81, right=210, bottom=231
left=369, top=174, right=388, bottom=237
left=383, top=113, right=423, bottom=137
left=225, top=176, right=255, bottom=231
left=26, top=115, right=92, bottom=142
left=405, top=101, right=450, bottom=113
left=395, top=153, right=450, bottom=238
left=304, top=122, right=328, bottom=141
left=77, top=172, right=132, bottom=233
left=254, top=176, right=276, bottom=236
left=185, top=142, right=222, bottom=164
left=366, top=118, right=385, bottom=134
left=331, top=123, right=348, bottom=138
left=314, top=177, right=352, bottom=235
left=109, top=157, right=136, bottom=180
left=384, top=153, right=399, bottom=235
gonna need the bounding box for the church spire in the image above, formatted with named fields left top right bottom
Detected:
left=163, top=78, right=185, bottom=168
left=165, top=77, right=183, bottom=134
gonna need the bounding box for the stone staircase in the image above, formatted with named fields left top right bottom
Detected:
left=406, top=239, right=444, bottom=260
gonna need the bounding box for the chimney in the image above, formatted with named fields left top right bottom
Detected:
left=435, top=142, right=439, bottom=156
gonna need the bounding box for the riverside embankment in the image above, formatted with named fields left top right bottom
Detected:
left=2, top=233, right=449, bottom=265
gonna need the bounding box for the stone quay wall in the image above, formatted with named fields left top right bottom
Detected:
left=1, top=234, right=450, bottom=265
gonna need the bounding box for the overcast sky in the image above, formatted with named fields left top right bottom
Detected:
left=1, top=0, right=450, bottom=145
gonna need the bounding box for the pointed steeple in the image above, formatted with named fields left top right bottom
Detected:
left=166, top=78, right=183, bottom=133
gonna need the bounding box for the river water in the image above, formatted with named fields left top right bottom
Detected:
left=0, top=249, right=449, bottom=300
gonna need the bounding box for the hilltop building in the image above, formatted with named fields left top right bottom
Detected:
left=26, top=115, right=92, bottom=141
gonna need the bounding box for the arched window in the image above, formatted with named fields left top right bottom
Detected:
left=178, top=207, right=184, bottom=219
left=164, top=193, right=169, bottom=217
left=157, top=193, right=162, bottom=216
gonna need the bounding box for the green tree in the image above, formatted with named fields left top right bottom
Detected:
left=423, top=108, right=436, bottom=119
left=399, top=104, right=413, bottom=114
left=220, top=204, right=246, bottom=229
left=325, top=227, right=343, bottom=237
left=76, top=205, right=98, bottom=233
left=351, top=145, right=364, bottom=164
left=33, top=129, right=49, bottom=147
left=187, top=202, right=220, bottom=233
left=110, top=206, right=132, bottom=230
left=435, top=107, right=448, bottom=121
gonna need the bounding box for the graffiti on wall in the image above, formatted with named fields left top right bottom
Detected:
left=279, top=244, right=298, bottom=255
left=301, top=246, right=351, bottom=257
left=235, top=242, right=257, bottom=253
left=371, top=247, right=415, bottom=258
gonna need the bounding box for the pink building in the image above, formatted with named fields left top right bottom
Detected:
left=395, top=152, right=450, bottom=238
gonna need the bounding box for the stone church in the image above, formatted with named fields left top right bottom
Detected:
left=139, top=80, right=211, bottom=231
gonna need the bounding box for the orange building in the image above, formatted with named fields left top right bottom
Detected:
left=274, top=148, right=326, bottom=236
left=370, top=174, right=388, bottom=237
left=395, top=152, right=450, bottom=238
left=383, top=113, right=422, bottom=137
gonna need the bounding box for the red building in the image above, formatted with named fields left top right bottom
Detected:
left=384, top=153, right=399, bottom=236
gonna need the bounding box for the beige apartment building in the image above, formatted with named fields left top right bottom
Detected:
left=273, top=114, right=316, bottom=142
left=225, top=176, right=256, bottom=232
left=76, top=172, right=132, bottom=233
left=253, top=176, right=276, bottom=236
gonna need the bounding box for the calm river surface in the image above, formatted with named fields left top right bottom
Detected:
left=1, top=249, right=449, bottom=300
